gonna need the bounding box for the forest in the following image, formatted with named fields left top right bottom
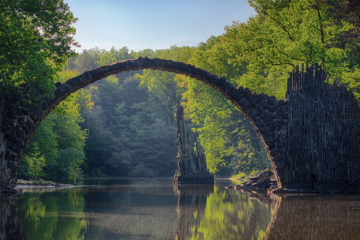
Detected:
left=2, top=0, right=359, bottom=181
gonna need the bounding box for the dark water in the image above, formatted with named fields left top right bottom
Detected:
left=1, top=179, right=359, bottom=239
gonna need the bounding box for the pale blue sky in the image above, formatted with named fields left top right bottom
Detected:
left=65, top=0, right=256, bottom=52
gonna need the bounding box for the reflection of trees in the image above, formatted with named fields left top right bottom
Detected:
left=17, top=189, right=87, bottom=240
left=175, top=185, right=214, bottom=240
left=0, top=197, right=26, bottom=240
left=25, top=192, right=46, bottom=230
left=264, top=196, right=360, bottom=240
left=175, top=186, right=273, bottom=240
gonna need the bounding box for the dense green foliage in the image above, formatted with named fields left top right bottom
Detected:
left=226, top=0, right=360, bottom=99
left=26, top=144, right=46, bottom=181
left=0, top=0, right=81, bottom=182
left=0, top=0, right=78, bottom=93
left=19, top=87, right=88, bottom=180
left=19, top=0, right=360, bottom=180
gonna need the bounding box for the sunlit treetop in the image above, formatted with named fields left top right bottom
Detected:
left=0, top=0, right=79, bottom=93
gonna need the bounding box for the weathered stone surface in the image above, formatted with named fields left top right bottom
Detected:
left=54, top=88, right=64, bottom=98
left=231, top=170, right=276, bottom=191
left=22, top=125, right=30, bottom=134
left=8, top=161, right=16, bottom=169
left=16, top=128, right=26, bottom=141
left=22, top=108, right=29, bottom=115
left=9, top=110, right=17, bottom=119
left=6, top=127, right=17, bottom=141
left=34, top=109, right=43, bottom=116
left=174, top=105, right=214, bottom=185
left=29, top=112, right=39, bottom=122
left=25, top=119, right=35, bottom=129
left=40, top=100, right=49, bottom=110
left=4, top=118, right=14, bottom=126
left=280, top=65, right=360, bottom=191
left=61, top=83, right=71, bottom=92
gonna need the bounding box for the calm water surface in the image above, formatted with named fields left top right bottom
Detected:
left=3, top=179, right=359, bottom=239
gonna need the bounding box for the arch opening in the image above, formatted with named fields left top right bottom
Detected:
left=3, top=57, right=286, bottom=188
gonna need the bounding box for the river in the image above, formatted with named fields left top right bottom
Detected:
left=2, top=179, right=360, bottom=239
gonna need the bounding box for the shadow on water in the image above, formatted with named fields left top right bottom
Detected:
left=1, top=179, right=360, bottom=239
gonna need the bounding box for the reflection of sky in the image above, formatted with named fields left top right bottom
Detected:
left=64, top=0, right=256, bottom=52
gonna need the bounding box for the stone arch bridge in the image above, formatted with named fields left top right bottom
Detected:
left=2, top=58, right=360, bottom=192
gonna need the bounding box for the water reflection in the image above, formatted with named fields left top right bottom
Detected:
left=174, top=186, right=272, bottom=240
left=265, top=195, right=360, bottom=240
left=174, top=186, right=214, bottom=240
left=4, top=180, right=360, bottom=239
left=0, top=197, right=26, bottom=240
left=5, top=182, right=273, bottom=240
left=17, top=189, right=87, bottom=240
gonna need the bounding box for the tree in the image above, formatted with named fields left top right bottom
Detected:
left=26, top=144, right=46, bottom=181
left=58, top=148, right=85, bottom=181
left=19, top=114, right=58, bottom=180
left=136, top=70, right=180, bottom=125
left=0, top=0, right=78, bottom=189
left=167, top=39, right=269, bottom=176
left=68, top=163, right=82, bottom=184
left=221, top=0, right=359, bottom=98
left=0, top=0, right=78, bottom=93
left=73, top=50, right=98, bottom=74
left=21, top=67, right=88, bottom=180
left=315, top=0, right=360, bottom=66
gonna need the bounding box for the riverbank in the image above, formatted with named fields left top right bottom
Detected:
left=15, top=179, right=75, bottom=190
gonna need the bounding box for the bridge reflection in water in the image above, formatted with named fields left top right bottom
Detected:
left=264, top=195, right=360, bottom=240
left=1, top=185, right=360, bottom=239
left=175, top=186, right=360, bottom=240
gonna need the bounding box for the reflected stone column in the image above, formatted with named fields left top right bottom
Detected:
left=174, top=186, right=214, bottom=240
left=0, top=197, right=26, bottom=240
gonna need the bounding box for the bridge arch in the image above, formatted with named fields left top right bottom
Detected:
left=3, top=57, right=287, bottom=188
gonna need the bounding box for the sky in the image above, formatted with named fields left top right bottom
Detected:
left=65, top=0, right=256, bottom=52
